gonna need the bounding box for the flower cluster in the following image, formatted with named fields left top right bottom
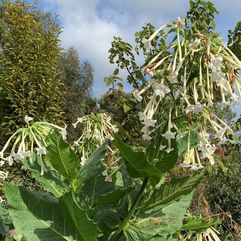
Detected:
left=0, top=116, right=67, bottom=175
left=131, top=18, right=241, bottom=169
left=73, top=113, right=118, bottom=164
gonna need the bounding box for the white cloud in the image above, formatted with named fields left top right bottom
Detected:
left=41, top=0, right=241, bottom=97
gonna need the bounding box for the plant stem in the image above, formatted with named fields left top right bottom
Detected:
left=110, top=177, right=148, bottom=239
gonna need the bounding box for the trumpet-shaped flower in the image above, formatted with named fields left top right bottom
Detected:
left=142, top=37, right=154, bottom=53
left=162, top=130, right=176, bottom=140
left=36, top=147, right=47, bottom=155
left=185, top=103, right=205, bottom=113
left=24, top=115, right=33, bottom=123
left=133, top=90, right=143, bottom=102
left=153, top=82, right=170, bottom=98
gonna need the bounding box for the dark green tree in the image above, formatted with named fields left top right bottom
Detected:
left=0, top=0, right=64, bottom=138
left=228, top=21, right=241, bottom=61
left=59, top=47, right=95, bottom=141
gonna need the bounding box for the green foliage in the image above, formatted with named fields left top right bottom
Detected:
left=59, top=47, right=95, bottom=141
left=187, top=0, right=218, bottom=32
left=3, top=131, right=202, bottom=241
left=0, top=0, right=64, bottom=138
left=205, top=151, right=241, bottom=224
left=106, top=36, right=146, bottom=88
left=182, top=215, right=220, bottom=232
left=99, top=89, right=142, bottom=144
left=0, top=203, right=13, bottom=239
left=228, top=21, right=241, bottom=61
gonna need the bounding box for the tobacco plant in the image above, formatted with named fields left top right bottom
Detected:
left=3, top=130, right=210, bottom=241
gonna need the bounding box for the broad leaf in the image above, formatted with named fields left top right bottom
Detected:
left=123, top=224, right=147, bottom=241
left=114, top=136, right=163, bottom=178
left=78, top=143, right=106, bottom=185
left=24, top=160, right=69, bottom=198
left=137, top=193, right=194, bottom=239
left=143, top=171, right=203, bottom=211
left=4, top=183, right=80, bottom=241
left=45, top=132, right=79, bottom=181
left=146, top=136, right=178, bottom=173
left=181, top=216, right=221, bottom=232
left=94, top=187, right=131, bottom=211
left=81, top=173, right=115, bottom=211
left=59, top=192, right=99, bottom=241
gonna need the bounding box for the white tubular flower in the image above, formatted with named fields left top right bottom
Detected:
left=143, top=118, right=157, bottom=128
left=189, top=38, right=201, bottom=52
left=185, top=103, right=205, bottom=114
left=60, top=125, right=67, bottom=140
left=162, top=130, right=176, bottom=140
left=197, top=227, right=221, bottom=241
left=198, top=130, right=216, bottom=165
left=24, top=115, right=33, bottom=123
left=133, top=90, right=143, bottom=102
left=181, top=148, right=204, bottom=170
left=0, top=171, right=8, bottom=181
left=72, top=117, right=85, bottom=128
left=153, top=82, right=170, bottom=98
left=159, top=145, right=166, bottom=151
left=142, top=37, right=154, bottom=53
left=142, top=134, right=152, bottom=141
left=36, top=147, right=47, bottom=155
left=161, top=109, right=176, bottom=153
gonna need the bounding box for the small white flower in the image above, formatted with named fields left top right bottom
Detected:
left=153, top=82, right=170, bottom=98
left=12, top=151, right=30, bottom=161
left=36, top=147, right=47, bottom=155
left=185, top=103, right=205, bottom=113
left=61, top=125, right=67, bottom=140
left=0, top=160, right=5, bottom=167
left=142, top=134, right=152, bottom=141
left=0, top=171, right=8, bottom=181
left=86, top=129, right=92, bottom=139
left=166, top=147, right=174, bottom=153
left=138, top=112, right=146, bottom=121
left=159, top=145, right=166, bottom=151
left=143, top=118, right=156, bottom=128
left=190, top=164, right=204, bottom=171
left=12, top=152, right=23, bottom=161
left=133, top=90, right=143, bottom=102
left=77, top=117, right=84, bottom=123
left=142, top=37, right=154, bottom=53
left=162, top=130, right=176, bottom=140
left=24, top=115, right=33, bottom=123
left=189, top=38, right=201, bottom=52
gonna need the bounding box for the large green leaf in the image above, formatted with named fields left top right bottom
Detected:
left=146, top=136, right=178, bottom=173
left=78, top=143, right=106, bottom=185
left=181, top=216, right=221, bottom=232
left=4, top=183, right=80, bottom=241
left=123, top=224, right=147, bottom=241
left=81, top=174, right=115, bottom=211
left=24, top=160, right=69, bottom=198
left=137, top=193, right=194, bottom=240
left=45, top=131, right=80, bottom=181
left=143, top=171, right=203, bottom=211
left=94, top=187, right=131, bottom=211
left=59, top=192, right=99, bottom=241
left=114, top=136, right=163, bottom=178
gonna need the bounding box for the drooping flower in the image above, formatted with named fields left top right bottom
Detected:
left=133, top=90, right=143, bottom=102
left=142, top=37, right=154, bottom=53
left=153, top=82, right=170, bottom=98
left=24, top=115, right=33, bottom=123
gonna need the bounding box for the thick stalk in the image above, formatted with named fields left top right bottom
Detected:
left=109, top=177, right=148, bottom=239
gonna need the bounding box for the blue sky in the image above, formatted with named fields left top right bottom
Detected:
left=27, top=0, right=241, bottom=110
